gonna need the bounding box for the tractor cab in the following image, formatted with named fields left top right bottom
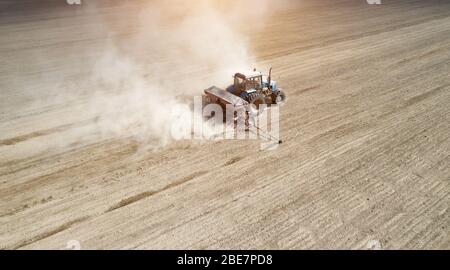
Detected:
left=233, top=71, right=263, bottom=94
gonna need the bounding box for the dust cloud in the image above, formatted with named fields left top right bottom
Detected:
left=25, top=0, right=289, bottom=150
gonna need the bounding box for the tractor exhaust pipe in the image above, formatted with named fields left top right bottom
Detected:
left=268, top=67, right=272, bottom=89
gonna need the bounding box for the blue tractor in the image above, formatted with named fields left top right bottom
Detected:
left=226, top=67, right=286, bottom=108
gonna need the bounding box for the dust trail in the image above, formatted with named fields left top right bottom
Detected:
left=1, top=0, right=292, bottom=153
left=81, top=0, right=257, bottom=148
left=51, top=0, right=265, bottom=150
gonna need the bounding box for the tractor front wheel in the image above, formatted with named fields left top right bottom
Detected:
left=273, top=90, right=286, bottom=104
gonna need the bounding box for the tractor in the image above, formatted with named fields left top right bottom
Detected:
left=202, top=67, right=286, bottom=126
left=226, top=68, right=286, bottom=107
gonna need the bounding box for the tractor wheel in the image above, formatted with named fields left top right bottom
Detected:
left=247, top=92, right=265, bottom=116
left=273, top=90, right=286, bottom=104
left=247, top=91, right=265, bottom=106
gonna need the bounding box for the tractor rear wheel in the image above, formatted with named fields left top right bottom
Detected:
left=247, top=92, right=265, bottom=116
left=247, top=91, right=265, bottom=106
